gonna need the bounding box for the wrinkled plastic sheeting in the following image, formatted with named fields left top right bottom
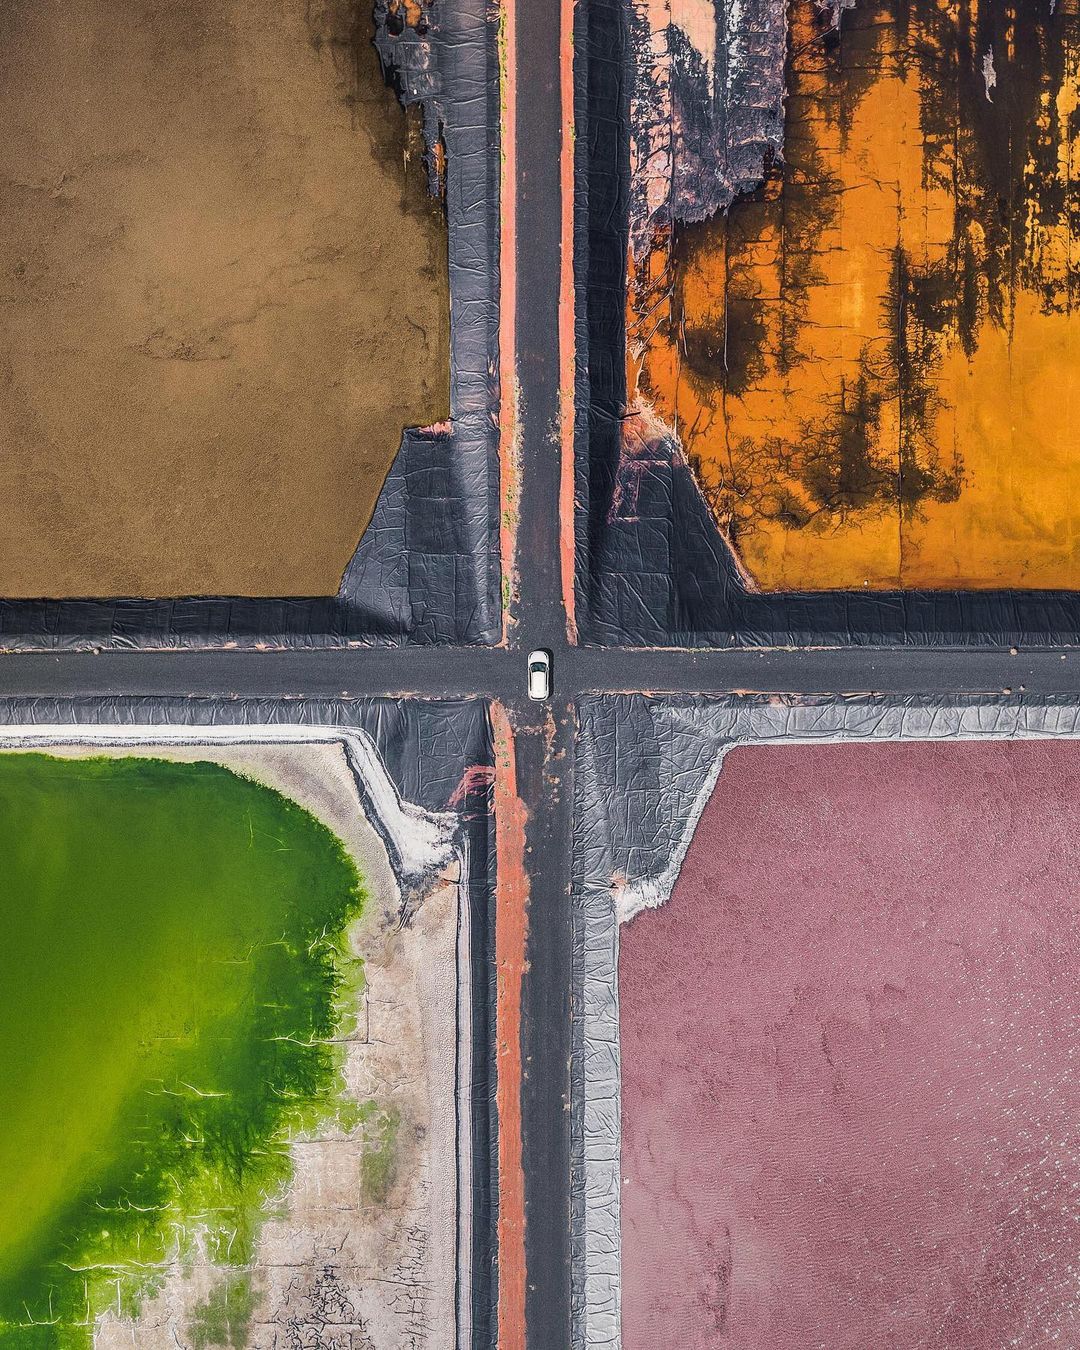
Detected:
left=570, top=692, right=1080, bottom=1349
left=0, top=695, right=499, bottom=1350
left=0, top=0, right=500, bottom=652
left=572, top=0, right=1080, bottom=649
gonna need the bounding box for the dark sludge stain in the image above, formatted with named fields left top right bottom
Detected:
left=672, top=214, right=770, bottom=399
left=899, top=0, right=1077, bottom=329
left=305, top=0, right=380, bottom=106
left=774, top=245, right=962, bottom=531
left=668, top=142, right=838, bottom=400
left=304, top=0, right=439, bottom=220
left=888, top=249, right=964, bottom=514
left=844, top=0, right=1080, bottom=333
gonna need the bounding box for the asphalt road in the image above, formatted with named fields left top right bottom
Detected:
left=7, top=4, right=1080, bottom=1348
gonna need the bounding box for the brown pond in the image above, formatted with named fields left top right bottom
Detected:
left=0, top=0, right=449, bottom=598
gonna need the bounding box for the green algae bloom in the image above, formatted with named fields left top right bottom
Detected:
left=0, top=753, right=366, bottom=1349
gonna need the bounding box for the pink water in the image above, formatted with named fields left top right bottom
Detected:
left=619, top=739, right=1080, bottom=1348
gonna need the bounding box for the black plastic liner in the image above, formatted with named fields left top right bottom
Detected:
left=572, top=0, right=1080, bottom=649
left=0, top=695, right=499, bottom=1348
left=0, top=0, right=501, bottom=652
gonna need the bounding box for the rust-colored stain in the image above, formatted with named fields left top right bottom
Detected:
left=629, top=0, right=1080, bottom=590
left=491, top=702, right=527, bottom=1350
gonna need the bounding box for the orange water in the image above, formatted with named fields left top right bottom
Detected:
left=628, top=1, right=1080, bottom=590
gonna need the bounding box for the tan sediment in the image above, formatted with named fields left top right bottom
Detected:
left=0, top=0, right=449, bottom=599
left=11, top=738, right=461, bottom=1350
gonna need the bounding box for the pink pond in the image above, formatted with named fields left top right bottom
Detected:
left=619, top=739, right=1080, bottom=1349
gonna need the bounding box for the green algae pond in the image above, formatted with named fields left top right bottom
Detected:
left=0, top=752, right=366, bottom=1348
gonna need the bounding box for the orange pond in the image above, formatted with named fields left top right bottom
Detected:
left=627, top=0, right=1080, bottom=591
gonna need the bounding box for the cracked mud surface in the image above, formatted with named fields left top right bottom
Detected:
left=0, top=0, right=449, bottom=599
left=619, top=738, right=1080, bottom=1348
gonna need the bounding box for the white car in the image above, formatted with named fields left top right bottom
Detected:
left=527, top=649, right=552, bottom=701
